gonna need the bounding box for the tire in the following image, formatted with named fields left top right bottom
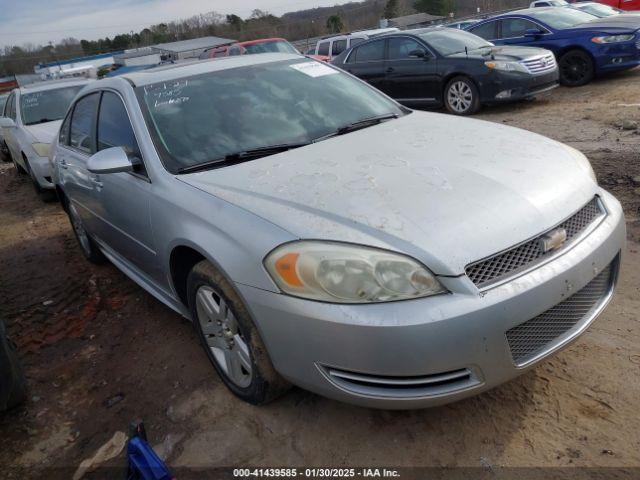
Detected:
left=23, top=157, right=56, bottom=202
left=66, top=200, right=106, bottom=264
left=559, top=50, right=594, bottom=87
left=444, top=76, right=481, bottom=115
left=0, top=142, right=10, bottom=163
left=0, top=320, right=27, bottom=411
left=187, top=260, right=290, bottom=405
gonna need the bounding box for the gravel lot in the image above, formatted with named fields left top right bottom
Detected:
left=1, top=68, right=639, bottom=478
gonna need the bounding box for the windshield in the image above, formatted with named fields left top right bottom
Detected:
left=575, top=3, right=617, bottom=16
left=243, top=40, right=299, bottom=55
left=527, top=8, right=597, bottom=29
left=137, top=59, right=403, bottom=173
left=419, top=29, right=492, bottom=55
left=19, top=85, right=83, bottom=125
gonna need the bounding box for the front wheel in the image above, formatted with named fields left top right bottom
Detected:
left=444, top=76, right=481, bottom=115
left=0, top=143, right=11, bottom=163
left=187, top=260, right=290, bottom=405
left=559, top=50, right=594, bottom=87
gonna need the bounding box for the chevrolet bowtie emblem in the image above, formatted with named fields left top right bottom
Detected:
left=539, top=228, right=567, bottom=253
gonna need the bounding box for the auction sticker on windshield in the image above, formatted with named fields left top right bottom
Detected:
left=290, top=61, right=338, bottom=78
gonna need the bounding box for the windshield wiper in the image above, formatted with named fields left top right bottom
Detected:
left=176, top=142, right=310, bottom=174
left=313, top=113, right=399, bottom=142
left=27, top=118, right=55, bottom=125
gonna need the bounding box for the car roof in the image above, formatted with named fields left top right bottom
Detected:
left=18, top=78, right=93, bottom=94
left=238, top=38, right=287, bottom=46
left=122, top=53, right=303, bottom=87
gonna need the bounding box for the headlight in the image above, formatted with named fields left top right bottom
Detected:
left=264, top=241, right=446, bottom=303
left=485, top=61, right=529, bottom=73
left=32, top=143, right=51, bottom=157
left=563, top=144, right=597, bottom=183
left=591, top=35, right=634, bottom=44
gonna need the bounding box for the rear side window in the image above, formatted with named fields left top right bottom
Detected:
left=500, top=18, right=541, bottom=38
left=69, top=93, right=99, bottom=154
left=317, top=42, right=330, bottom=56
left=332, top=40, right=347, bottom=56
left=354, top=39, right=386, bottom=62
left=469, top=20, right=498, bottom=40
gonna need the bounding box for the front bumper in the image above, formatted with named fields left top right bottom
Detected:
left=595, top=41, right=640, bottom=74
left=479, top=70, right=559, bottom=104
left=238, top=190, right=625, bottom=409
left=28, top=154, right=54, bottom=189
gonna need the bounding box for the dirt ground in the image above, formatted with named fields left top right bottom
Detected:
left=1, top=68, right=639, bottom=478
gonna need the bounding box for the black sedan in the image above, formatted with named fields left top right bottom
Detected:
left=331, top=28, right=560, bottom=115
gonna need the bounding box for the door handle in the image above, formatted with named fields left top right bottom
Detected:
left=386, top=67, right=395, bottom=73
left=59, top=158, right=68, bottom=169
left=90, top=175, right=103, bottom=190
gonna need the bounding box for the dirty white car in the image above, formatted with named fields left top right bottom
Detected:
left=0, top=79, right=92, bottom=200
left=51, top=54, right=624, bottom=408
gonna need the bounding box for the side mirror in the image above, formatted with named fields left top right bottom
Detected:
left=0, top=117, right=15, bottom=128
left=524, top=29, right=543, bottom=38
left=87, top=147, right=134, bottom=174
left=409, top=49, right=427, bottom=58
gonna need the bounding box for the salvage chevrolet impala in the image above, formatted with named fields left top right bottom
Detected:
left=51, top=54, right=625, bottom=408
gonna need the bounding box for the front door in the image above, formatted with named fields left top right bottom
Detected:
left=91, top=90, right=160, bottom=281
left=342, top=38, right=389, bottom=93
left=384, top=36, right=440, bottom=104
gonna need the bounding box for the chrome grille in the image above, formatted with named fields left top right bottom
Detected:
left=521, top=54, right=557, bottom=74
left=465, top=197, right=604, bottom=289
left=321, top=366, right=480, bottom=398
left=506, top=261, right=615, bottom=366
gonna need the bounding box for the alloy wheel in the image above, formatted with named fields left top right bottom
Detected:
left=196, top=285, right=253, bottom=388
left=560, top=54, right=589, bottom=85
left=447, top=81, right=473, bottom=113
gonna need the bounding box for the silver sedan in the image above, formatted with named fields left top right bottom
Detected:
left=51, top=54, right=625, bottom=408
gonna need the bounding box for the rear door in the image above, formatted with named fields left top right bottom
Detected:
left=384, top=36, right=440, bottom=104
left=342, top=38, right=389, bottom=93
left=61, top=92, right=102, bottom=233
left=92, top=90, right=159, bottom=279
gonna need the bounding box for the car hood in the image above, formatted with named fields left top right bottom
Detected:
left=178, top=112, right=597, bottom=276
left=23, top=120, right=62, bottom=144
left=569, top=15, right=640, bottom=33
left=448, top=45, right=553, bottom=61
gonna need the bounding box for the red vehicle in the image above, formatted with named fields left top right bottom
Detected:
left=199, top=38, right=330, bottom=62
left=580, top=0, right=640, bottom=10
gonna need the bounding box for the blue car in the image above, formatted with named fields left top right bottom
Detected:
left=466, top=7, right=640, bottom=85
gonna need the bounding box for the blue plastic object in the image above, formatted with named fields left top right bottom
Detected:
left=127, top=422, right=174, bottom=480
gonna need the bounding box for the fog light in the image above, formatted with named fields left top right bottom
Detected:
left=495, top=90, right=512, bottom=99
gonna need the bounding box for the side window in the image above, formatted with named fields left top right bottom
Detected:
left=2, top=93, right=12, bottom=117
left=500, top=18, right=541, bottom=38
left=97, top=92, right=141, bottom=159
left=349, top=37, right=365, bottom=48
left=354, top=39, right=385, bottom=63
left=69, top=93, right=99, bottom=154
left=469, top=21, right=498, bottom=40
left=332, top=40, right=347, bottom=56
left=59, top=111, right=71, bottom=145
left=388, top=37, right=424, bottom=60
left=7, top=93, right=17, bottom=121
left=317, top=42, right=330, bottom=56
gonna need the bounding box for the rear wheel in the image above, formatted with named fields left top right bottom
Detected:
left=67, top=201, right=106, bottom=264
left=559, top=50, right=594, bottom=87
left=187, top=260, right=290, bottom=405
left=444, top=76, right=480, bottom=115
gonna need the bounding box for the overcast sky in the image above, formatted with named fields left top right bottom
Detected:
left=0, top=0, right=354, bottom=48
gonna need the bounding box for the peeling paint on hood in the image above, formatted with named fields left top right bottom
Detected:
left=178, top=111, right=598, bottom=276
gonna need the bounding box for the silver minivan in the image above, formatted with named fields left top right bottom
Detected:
left=314, top=27, right=399, bottom=60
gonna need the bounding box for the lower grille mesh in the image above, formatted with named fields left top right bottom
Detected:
left=506, top=261, right=614, bottom=366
